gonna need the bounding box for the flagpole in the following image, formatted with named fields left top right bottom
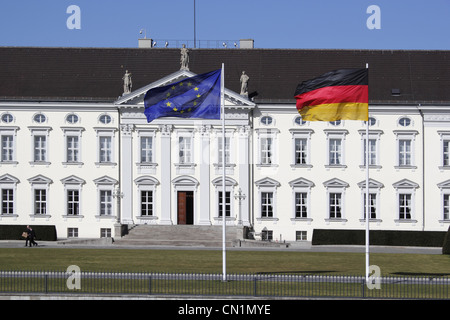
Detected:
left=365, top=63, right=370, bottom=283
left=221, top=63, right=227, bottom=282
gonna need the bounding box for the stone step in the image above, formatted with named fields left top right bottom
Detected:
left=113, top=225, right=244, bottom=247
left=113, top=239, right=237, bottom=247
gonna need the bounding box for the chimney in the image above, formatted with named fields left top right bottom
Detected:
left=239, top=39, right=254, bottom=49
left=138, top=38, right=153, bottom=48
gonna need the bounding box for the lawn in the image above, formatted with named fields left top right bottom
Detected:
left=0, top=247, right=449, bottom=276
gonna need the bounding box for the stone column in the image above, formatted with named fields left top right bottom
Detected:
left=120, top=123, right=134, bottom=224
left=159, top=124, right=173, bottom=225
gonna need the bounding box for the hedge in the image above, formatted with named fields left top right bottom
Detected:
left=0, top=225, right=57, bottom=241
left=443, top=226, right=450, bottom=255
left=312, top=229, right=447, bottom=248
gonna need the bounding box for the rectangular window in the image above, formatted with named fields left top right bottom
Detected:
left=218, top=137, right=231, bottom=164
left=99, top=137, right=112, bottom=163
left=444, top=194, right=450, bottom=220
left=364, top=139, right=377, bottom=166
left=1, top=189, right=13, bottom=215
left=262, top=229, right=273, bottom=241
left=67, top=190, right=79, bottom=215
left=261, top=137, right=272, bottom=164
left=34, top=189, right=47, bottom=215
left=179, top=137, right=192, bottom=164
left=329, top=139, right=342, bottom=165
left=218, top=191, right=231, bottom=217
left=295, top=192, right=308, bottom=218
left=444, top=140, right=450, bottom=166
left=399, top=194, right=411, bottom=219
left=329, top=193, right=342, bottom=218
left=363, top=193, right=377, bottom=219
left=296, top=231, right=307, bottom=241
left=141, top=190, right=153, bottom=216
left=294, top=138, right=307, bottom=165
left=443, top=194, right=450, bottom=220
left=261, top=192, right=273, bottom=218
left=1, top=135, right=13, bottom=161
left=66, top=136, right=79, bottom=162
left=68, top=228, right=78, bottom=238
left=140, top=137, right=153, bottom=163
left=100, top=190, right=112, bottom=216
left=100, top=228, right=111, bottom=238
left=34, top=136, right=47, bottom=162
left=399, top=139, right=411, bottom=166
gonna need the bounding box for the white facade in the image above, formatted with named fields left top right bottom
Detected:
left=1, top=69, right=450, bottom=241
left=0, top=102, right=119, bottom=238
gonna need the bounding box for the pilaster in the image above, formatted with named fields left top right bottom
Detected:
left=120, top=123, right=134, bottom=224
left=159, top=124, right=173, bottom=225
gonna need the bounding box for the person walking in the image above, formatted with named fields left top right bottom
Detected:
left=25, top=226, right=38, bottom=247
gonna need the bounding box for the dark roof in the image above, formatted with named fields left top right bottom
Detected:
left=1, top=46, right=450, bottom=104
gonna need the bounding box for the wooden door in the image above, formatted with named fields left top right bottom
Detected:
left=177, top=191, right=187, bottom=225
left=177, top=191, right=194, bottom=225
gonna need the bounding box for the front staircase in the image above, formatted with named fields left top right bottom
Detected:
left=113, top=225, right=245, bottom=247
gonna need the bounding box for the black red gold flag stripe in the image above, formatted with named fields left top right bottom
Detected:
left=294, top=68, right=368, bottom=121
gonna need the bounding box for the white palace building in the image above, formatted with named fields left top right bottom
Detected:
left=1, top=44, right=450, bottom=242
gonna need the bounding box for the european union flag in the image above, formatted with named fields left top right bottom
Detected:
left=144, top=69, right=221, bottom=122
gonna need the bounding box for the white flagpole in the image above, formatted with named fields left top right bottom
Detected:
left=365, top=63, right=370, bottom=283
left=221, top=63, right=227, bottom=282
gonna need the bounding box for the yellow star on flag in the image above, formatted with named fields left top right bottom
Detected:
left=166, top=101, right=172, bottom=107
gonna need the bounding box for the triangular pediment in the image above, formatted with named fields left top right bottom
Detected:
left=115, top=69, right=255, bottom=108
left=438, top=179, right=450, bottom=189
left=288, top=177, right=315, bottom=188
left=255, top=177, right=280, bottom=188
left=0, top=174, right=20, bottom=184
left=27, top=174, right=53, bottom=185
left=393, top=179, right=419, bottom=189
left=60, top=175, right=86, bottom=185
left=93, top=175, right=118, bottom=186
left=323, top=178, right=349, bottom=189
left=357, top=178, right=384, bottom=189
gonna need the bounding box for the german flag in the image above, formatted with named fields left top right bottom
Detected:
left=294, top=68, right=368, bottom=122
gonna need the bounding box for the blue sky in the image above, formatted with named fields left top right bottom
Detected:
left=0, top=0, right=449, bottom=50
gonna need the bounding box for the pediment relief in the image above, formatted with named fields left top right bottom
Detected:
left=116, top=69, right=255, bottom=109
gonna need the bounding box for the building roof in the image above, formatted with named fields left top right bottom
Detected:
left=1, top=46, right=450, bottom=104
